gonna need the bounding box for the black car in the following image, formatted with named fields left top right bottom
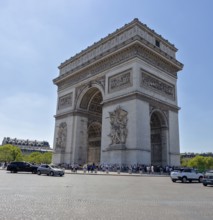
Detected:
left=7, top=162, right=38, bottom=173
left=203, top=170, right=213, bottom=186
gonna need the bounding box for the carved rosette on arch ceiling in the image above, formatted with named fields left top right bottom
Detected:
left=56, top=122, right=67, bottom=150
left=108, top=106, right=128, bottom=146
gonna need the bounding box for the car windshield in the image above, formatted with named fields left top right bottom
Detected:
left=50, top=165, right=58, bottom=169
left=205, top=171, right=213, bottom=175
left=205, top=170, right=213, bottom=173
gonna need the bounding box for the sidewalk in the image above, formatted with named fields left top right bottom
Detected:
left=65, top=169, right=169, bottom=177
left=1, top=166, right=169, bottom=177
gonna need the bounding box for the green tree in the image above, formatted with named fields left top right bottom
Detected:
left=41, top=152, right=52, bottom=164
left=188, top=155, right=213, bottom=172
left=180, top=157, right=190, bottom=167
left=204, top=156, right=213, bottom=169
left=27, top=152, right=42, bottom=164
left=24, top=151, right=52, bottom=164
left=0, top=145, right=23, bottom=162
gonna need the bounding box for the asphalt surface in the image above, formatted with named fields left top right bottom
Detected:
left=0, top=170, right=213, bottom=220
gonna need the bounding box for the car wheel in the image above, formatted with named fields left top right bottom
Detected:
left=182, top=176, right=187, bottom=183
left=189, top=180, right=192, bottom=183
left=172, top=179, right=176, bottom=182
left=198, top=176, right=203, bottom=183
left=37, top=170, right=41, bottom=175
left=50, top=171, right=54, bottom=176
left=203, top=183, right=207, bottom=186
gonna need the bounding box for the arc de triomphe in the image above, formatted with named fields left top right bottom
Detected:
left=52, top=19, right=183, bottom=166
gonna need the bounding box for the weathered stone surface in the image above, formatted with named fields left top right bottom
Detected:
left=52, top=19, right=183, bottom=166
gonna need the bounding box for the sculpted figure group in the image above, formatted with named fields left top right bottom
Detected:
left=108, top=106, right=128, bottom=145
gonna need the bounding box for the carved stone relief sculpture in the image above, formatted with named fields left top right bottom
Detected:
left=58, top=93, right=73, bottom=110
left=108, top=70, right=132, bottom=93
left=56, top=122, right=67, bottom=149
left=108, top=106, right=128, bottom=145
left=141, top=71, right=175, bottom=100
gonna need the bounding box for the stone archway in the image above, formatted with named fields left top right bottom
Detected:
left=150, top=111, right=167, bottom=166
left=79, top=87, right=103, bottom=164
left=87, top=122, right=101, bottom=164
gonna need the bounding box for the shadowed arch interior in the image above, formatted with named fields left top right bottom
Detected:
left=87, top=122, right=102, bottom=164
left=80, top=87, right=102, bottom=112
left=79, top=87, right=103, bottom=164
left=150, top=111, right=167, bottom=166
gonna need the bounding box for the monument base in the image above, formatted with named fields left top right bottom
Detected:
left=104, top=144, right=127, bottom=151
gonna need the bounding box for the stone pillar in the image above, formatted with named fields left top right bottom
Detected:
left=168, top=110, right=180, bottom=166
left=161, top=127, right=169, bottom=166
left=71, top=115, right=88, bottom=165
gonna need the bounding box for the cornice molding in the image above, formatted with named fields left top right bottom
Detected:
left=54, top=109, right=102, bottom=120
left=58, top=19, right=180, bottom=76
left=54, top=90, right=180, bottom=120
left=102, top=91, right=180, bottom=113
left=54, top=41, right=182, bottom=91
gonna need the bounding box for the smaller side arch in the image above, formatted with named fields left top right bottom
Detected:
left=150, top=109, right=168, bottom=128
left=150, top=109, right=169, bottom=166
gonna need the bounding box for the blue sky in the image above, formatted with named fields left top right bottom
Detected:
left=0, top=0, right=212, bottom=153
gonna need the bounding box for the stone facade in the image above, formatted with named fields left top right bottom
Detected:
left=52, top=19, right=183, bottom=166
left=2, top=137, right=51, bottom=154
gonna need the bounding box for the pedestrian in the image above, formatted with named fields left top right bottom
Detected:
left=151, top=165, right=154, bottom=174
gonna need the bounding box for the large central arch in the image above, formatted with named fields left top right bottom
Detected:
left=79, top=87, right=103, bottom=165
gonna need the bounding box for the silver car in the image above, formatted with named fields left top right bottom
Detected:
left=37, top=164, right=64, bottom=176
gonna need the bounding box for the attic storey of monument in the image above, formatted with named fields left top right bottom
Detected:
left=52, top=18, right=183, bottom=167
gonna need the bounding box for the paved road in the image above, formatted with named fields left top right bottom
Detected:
left=0, top=171, right=212, bottom=220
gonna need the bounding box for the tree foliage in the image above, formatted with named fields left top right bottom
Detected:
left=181, top=155, right=213, bottom=172
left=0, top=144, right=23, bottom=162
left=24, top=152, right=52, bottom=164
left=0, top=144, right=52, bottom=164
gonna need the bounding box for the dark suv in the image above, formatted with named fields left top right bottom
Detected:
left=7, top=162, right=38, bottom=173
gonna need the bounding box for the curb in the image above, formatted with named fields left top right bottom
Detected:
left=65, top=170, right=169, bottom=177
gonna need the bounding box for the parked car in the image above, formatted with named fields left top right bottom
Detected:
left=7, top=162, right=38, bottom=173
left=37, top=164, right=64, bottom=176
left=170, top=168, right=203, bottom=183
left=202, top=170, right=213, bottom=186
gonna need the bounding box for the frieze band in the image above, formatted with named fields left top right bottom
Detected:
left=58, top=92, right=73, bottom=109
left=59, top=19, right=178, bottom=76
left=108, top=70, right=132, bottom=93
left=56, top=43, right=180, bottom=91
left=141, top=71, right=175, bottom=100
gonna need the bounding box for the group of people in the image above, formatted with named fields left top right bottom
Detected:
left=0, top=162, right=8, bottom=169
left=58, top=163, right=176, bottom=174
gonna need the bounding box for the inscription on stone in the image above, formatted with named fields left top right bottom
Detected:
left=109, top=70, right=132, bottom=93
left=58, top=93, right=73, bottom=109
left=141, top=72, right=175, bottom=99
